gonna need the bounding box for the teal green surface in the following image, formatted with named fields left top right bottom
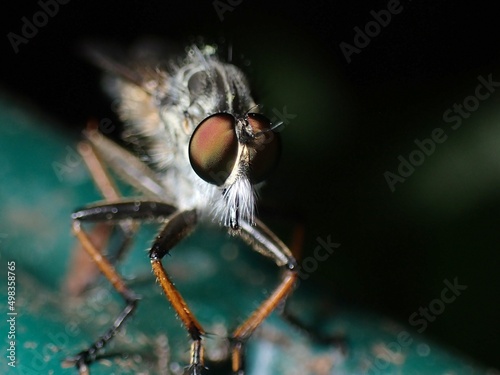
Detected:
left=0, top=95, right=494, bottom=374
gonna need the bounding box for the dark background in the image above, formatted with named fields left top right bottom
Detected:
left=2, top=0, right=499, bottom=369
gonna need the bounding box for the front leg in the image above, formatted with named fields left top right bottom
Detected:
left=148, top=209, right=207, bottom=375
left=230, top=219, right=299, bottom=374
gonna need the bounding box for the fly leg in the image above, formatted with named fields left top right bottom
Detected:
left=278, top=222, right=346, bottom=349
left=68, top=220, right=140, bottom=374
left=230, top=219, right=299, bottom=374
left=147, top=209, right=208, bottom=375
left=65, top=201, right=177, bottom=374
left=65, top=138, right=137, bottom=295
left=250, top=210, right=346, bottom=348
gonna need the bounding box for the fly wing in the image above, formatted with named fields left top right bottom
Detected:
left=81, top=40, right=182, bottom=171
left=81, top=40, right=182, bottom=90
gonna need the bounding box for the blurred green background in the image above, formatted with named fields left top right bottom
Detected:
left=1, top=0, right=499, bottom=372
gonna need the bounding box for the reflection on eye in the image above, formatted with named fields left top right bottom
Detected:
left=189, top=113, right=238, bottom=186
left=189, top=113, right=281, bottom=186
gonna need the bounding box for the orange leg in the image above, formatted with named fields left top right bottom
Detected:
left=147, top=209, right=207, bottom=374
left=230, top=219, right=300, bottom=374
left=65, top=134, right=136, bottom=296
left=68, top=221, right=140, bottom=374
left=230, top=270, right=297, bottom=373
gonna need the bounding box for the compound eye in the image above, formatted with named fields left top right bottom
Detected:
left=189, top=113, right=238, bottom=186
left=247, top=113, right=281, bottom=184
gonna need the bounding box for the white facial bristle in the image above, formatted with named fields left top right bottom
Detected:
left=213, top=176, right=257, bottom=227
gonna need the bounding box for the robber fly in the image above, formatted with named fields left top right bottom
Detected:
left=66, top=43, right=299, bottom=375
